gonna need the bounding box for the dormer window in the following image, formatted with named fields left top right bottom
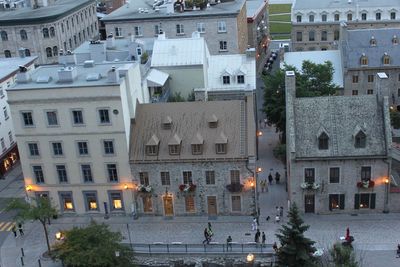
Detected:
left=168, top=134, right=181, bottom=155
left=393, top=35, right=398, bottom=45
left=145, top=134, right=160, bottom=156
left=370, top=36, right=376, bottom=46
left=162, top=116, right=172, bottom=130
left=191, top=133, right=204, bottom=155
left=318, top=132, right=329, bottom=150
left=296, top=15, right=302, bottom=22
left=215, top=131, right=228, bottom=154
left=223, top=75, right=230, bottom=85
left=355, top=131, right=366, bottom=148
left=237, top=75, right=245, bottom=84
left=216, top=143, right=227, bottom=154
left=309, top=14, right=314, bottom=22
left=383, top=53, right=390, bottom=65
left=347, top=13, right=353, bottom=21
left=360, top=54, right=368, bottom=66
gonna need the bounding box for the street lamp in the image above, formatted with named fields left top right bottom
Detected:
left=247, top=253, right=255, bottom=266
left=25, top=185, right=32, bottom=192
left=383, top=177, right=390, bottom=213
left=55, top=231, right=64, bottom=241
left=256, top=167, right=262, bottom=173
left=257, top=130, right=263, bottom=137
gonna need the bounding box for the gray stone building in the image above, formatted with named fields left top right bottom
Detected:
left=340, top=27, right=400, bottom=108
left=129, top=96, right=256, bottom=216
left=285, top=71, right=392, bottom=214
left=101, top=0, right=248, bottom=55
left=291, top=0, right=400, bottom=51
left=0, top=0, right=98, bottom=64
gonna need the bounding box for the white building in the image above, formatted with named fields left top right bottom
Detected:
left=7, top=61, right=149, bottom=215
left=0, top=55, right=36, bottom=178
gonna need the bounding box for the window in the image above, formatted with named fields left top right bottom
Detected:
left=8, top=131, right=13, bottom=144
left=205, top=171, right=215, bottom=185
left=76, top=141, right=88, bottom=156
left=61, top=23, right=64, bottom=33
left=355, top=131, right=366, bottom=148
left=383, top=54, right=390, bottom=65
left=107, top=164, right=118, bottom=182
left=231, top=196, right=241, bottom=212
left=160, top=172, right=170, bottom=185
left=361, top=166, right=371, bottom=181
left=216, top=143, right=227, bottom=154
left=20, top=30, right=27, bottom=40
left=169, top=144, right=180, bottom=155
left=3, top=106, right=8, bottom=120
left=103, top=140, right=114, bottom=155
left=46, top=111, right=58, bottom=126
left=66, top=20, right=70, bottom=30
left=398, top=88, right=400, bottom=97
left=222, top=75, right=230, bottom=84
left=391, top=12, right=396, bottom=20
left=360, top=56, right=368, bottom=66
left=329, top=167, right=340, bottom=183
left=217, top=21, right=226, bottom=32
left=197, top=23, right=205, bottom=33
left=354, top=193, right=376, bottom=209
left=361, top=13, right=367, bottom=20
left=334, top=30, right=340, bottom=41
left=56, top=165, right=68, bottom=183
left=4, top=50, right=11, bottom=58
left=296, top=15, right=302, bottom=22
left=296, top=32, right=302, bottom=42
left=321, top=31, right=327, bottom=41
left=191, top=144, right=203, bottom=155
left=69, top=39, right=72, bottom=49
left=83, top=191, right=98, bottom=211
left=134, top=26, right=142, bottom=36
left=183, top=171, right=192, bottom=184
left=367, top=89, right=374, bottom=95
left=81, top=164, right=93, bottom=182
left=53, top=46, right=58, bottom=57
left=109, top=191, right=124, bottom=211
left=43, top=28, right=49, bottom=38
left=98, top=109, right=110, bottom=124
left=33, top=165, right=44, bottom=183
left=59, top=192, right=74, bottom=211
left=154, top=24, right=162, bottom=35
left=74, top=35, right=77, bottom=45
left=115, top=27, right=122, bottom=37
left=139, top=172, right=149, bottom=185
left=28, top=143, right=39, bottom=156
left=142, top=195, right=153, bottom=212
left=334, top=14, right=339, bottom=21
left=46, top=47, right=53, bottom=58
left=22, top=112, right=34, bottom=126
left=318, top=132, right=329, bottom=150
left=176, top=24, right=184, bottom=35
left=309, top=15, right=314, bottom=22
left=304, top=168, right=315, bottom=183
left=367, top=75, right=374, bottom=82
left=370, top=37, right=376, bottom=46
left=0, top=138, right=5, bottom=151
left=393, top=36, right=399, bottom=45
left=72, top=110, right=84, bottom=125
left=352, top=75, right=359, bottom=83
left=309, top=31, right=315, bottom=41
left=50, top=27, right=55, bottom=37
left=237, top=75, right=245, bottom=84
left=329, top=194, right=345, bottom=210
left=146, top=145, right=158, bottom=156
left=0, top=89, right=3, bottom=98
left=219, top=41, right=227, bottom=51
left=375, top=12, right=381, bottom=20
left=230, top=170, right=240, bottom=184
left=25, top=49, right=30, bottom=56
left=352, top=90, right=358, bottom=95
left=185, top=196, right=195, bottom=212
left=321, top=14, right=327, bottom=22
left=52, top=142, right=63, bottom=156
left=1, top=31, right=8, bottom=41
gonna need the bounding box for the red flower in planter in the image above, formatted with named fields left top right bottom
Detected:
left=179, top=184, right=186, bottom=192
left=368, top=180, right=375, bottom=188
left=357, top=180, right=375, bottom=188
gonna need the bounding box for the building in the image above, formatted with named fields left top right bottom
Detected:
left=101, top=0, right=248, bottom=55
left=285, top=71, right=391, bottom=214
left=0, top=0, right=98, bottom=64
left=291, top=0, right=400, bottom=51
left=340, top=27, right=400, bottom=106
left=0, top=55, right=36, bottom=178
left=129, top=95, right=256, bottom=216
left=7, top=61, right=149, bottom=215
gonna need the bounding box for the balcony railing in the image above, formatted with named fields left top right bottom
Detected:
left=226, top=183, right=244, bottom=193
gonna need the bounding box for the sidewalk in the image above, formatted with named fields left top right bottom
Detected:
left=0, top=163, right=25, bottom=199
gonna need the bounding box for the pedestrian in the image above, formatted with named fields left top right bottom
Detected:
left=251, top=217, right=257, bottom=231
left=18, top=223, right=24, bottom=236
left=207, top=222, right=213, bottom=237
left=396, top=244, right=400, bottom=258
left=275, top=214, right=280, bottom=223
left=268, top=173, right=273, bottom=184
left=203, top=228, right=210, bottom=244
left=280, top=206, right=284, bottom=217
left=273, top=242, right=278, bottom=252
left=227, top=235, right=232, bottom=251
left=262, top=232, right=266, bottom=246
left=275, top=172, right=280, bottom=184
left=276, top=206, right=280, bottom=216
left=11, top=224, right=17, bottom=237
left=266, top=216, right=270, bottom=221
left=264, top=118, right=267, bottom=127
left=260, top=180, right=265, bottom=192
left=255, top=229, right=260, bottom=244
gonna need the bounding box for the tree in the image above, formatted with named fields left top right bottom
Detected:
left=390, top=110, right=400, bottom=129
left=7, top=197, right=58, bottom=254
left=330, top=242, right=358, bottom=267
left=276, top=202, right=316, bottom=267
left=263, top=61, right=339, bottom=139
left=168, top=92, right=185, bottom=102
left=52, top=222, right=134, bottom=267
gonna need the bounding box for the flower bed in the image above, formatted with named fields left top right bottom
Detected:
left=137, top=184, right=153, bottom=193
left=179, top=183, right=197, bottom=192
left=300, top=182, right=320, bottom=190
left=357, top=180, right=374, bottom=189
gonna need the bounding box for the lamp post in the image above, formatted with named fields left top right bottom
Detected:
left=383, top=177, right=390, bottom=213
left=246, top=253, right=255, bottom=266
left=124, top=183, right=138, bottom=220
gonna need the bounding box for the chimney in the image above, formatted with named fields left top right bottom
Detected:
left=107, top=66, right=120, bottom=83
left=192, top=31, right=200, bottom=38
left=59, top=50, right=77, bottom=65
left=16, top=65, right=31, bottom=83
left=375, top=72, right=389, bottom=103
left=106, top=33, right=116, bottom=49
left=158, top=32, right=166, bottom=40
left=194, top=88, right=208, bottom=101
left=246, top=47, right=256, bottom=58
left=18, top=47, right=26, bottom=58
left=58, top=66, right=77, bottom=82
left=285, top=71, right=296, bottom=155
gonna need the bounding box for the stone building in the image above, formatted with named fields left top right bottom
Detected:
left=291, top=0, right=400, bottom=51
left=340, top=27, right=400, bottom=107
left=129, top=96, right=256, bottom=216
left=0, top=0, right=98, bottom=64
left=285, top=71, right=392, bottom=214
left=101, top=0, right=248, bottom=56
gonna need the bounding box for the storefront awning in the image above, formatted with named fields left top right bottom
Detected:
left=146, top=69, right=169, bottom=87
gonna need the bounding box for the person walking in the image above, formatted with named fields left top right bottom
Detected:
left=280, top=206, right=284, bottom=217
left=207, top=222, right=213, bottom=238
left=268, top=173, right=273, bottom=184
left=18, top=223, right=24, bottom=236
left=262, top=232, right=266, bottom=246
left=227, top=235, right=232, bottom=251
left=11, top=224, right=17, bottom=237
left=203, top=228, right=210, bottom=244
left=255, top=229, right=260, bottom=244
left=251, top=217, right=257, bottom=231
left=275, top=172, right=280, bottom=184
left=264, top=118, right=267, bottom=127
left=276, top=206, right=280, bottom=216
left=273, top=242, right=278, bottom=252
left=260, top=180, right=265, bottom=193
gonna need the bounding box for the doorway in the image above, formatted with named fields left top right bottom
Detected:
left=304, top=194, right=315, bottom=213
left=163, top=196, right=174, bottom=216
left=207, top=196, right=217, bottom=215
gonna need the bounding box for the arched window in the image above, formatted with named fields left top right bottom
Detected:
left=85, top=10, right=87, bottom=18
left=383, top=53, right=390, bottom=65
left=49, top=27, right=55, bottom=37
left=355, top=131, right=366, bottom=148
left=83, top=29, right=86, bottom=39
left=43, top=28, right=49, bottom=38
left=46, top=47, right=52, bottom=58
left=4, top=50, right=11, bottom=58
left=61, top=23, right=64, bottom=33
left=1, top=31, right=8, bottom=41
left=78, top=32, right=81, bottom=42
left=370, top=36, right=376, bottom=46
left=20, top=30, right=27, bottom=40
left=318, top=132, right=329, bottom=150
left=81, top=13, right=83, bottom=21
left=393, top=35, right=398, bottom=45
left=53, top=46, right=58, bottom=56
left=25, top=49, right=31, bottom=56
left=360, top=54, right=368, bottom=66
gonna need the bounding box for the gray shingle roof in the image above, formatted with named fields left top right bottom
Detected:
left=293, top=95, right=387, bottom=158
left=293, top=0, right=396, bottom=10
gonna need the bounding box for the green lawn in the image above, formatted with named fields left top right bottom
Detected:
left=269, top=4, right=291, bottom=15
left=269, top=14, right=291, bottom=22
left=270, top=22, right=292, bottom=34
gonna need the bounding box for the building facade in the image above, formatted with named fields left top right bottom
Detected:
left=7, top=61, right=149, bottom=215
left=129, top=97, right=256, bottom=216
left=286, top=71, right=392, bottom=214
left=0, top=0, right=98, bottom=64
left=102, top=0, right=248, bottom=55
left=291, top=0, right=400, bottom=51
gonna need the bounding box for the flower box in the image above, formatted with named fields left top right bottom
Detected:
left=226, top=183, right=244, bottom=193
left=137, top=184, right=153, bottom=193
left=300, top=182, right=320, bottom=190
left=357, top=180, right=374, bottom=189
left=179, top=183, right=196, bottom=192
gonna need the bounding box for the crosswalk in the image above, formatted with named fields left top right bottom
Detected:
left=0, top=222, right=15, bottom=232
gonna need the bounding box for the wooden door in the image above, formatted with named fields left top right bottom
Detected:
left=163, top=196, right=174, bottom=216
left=304, top=194, right=315, bottom=213
left=207, top=196, right=217, bottom=215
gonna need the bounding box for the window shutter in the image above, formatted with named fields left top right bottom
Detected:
left=370, top=193, right=376, bottom=209
left=354, top=194, right=359, bottom=209
left=328, top=195, right=333, bottom=211
left=339, top=194, right=345, bottom=210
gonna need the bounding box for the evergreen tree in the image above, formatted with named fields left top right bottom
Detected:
left=330, top=242, right=358, bottom=267
left=276, top=202, right=316, bottom=267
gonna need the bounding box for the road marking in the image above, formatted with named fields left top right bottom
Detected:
left=0, top=222, right=5, bottom=229
left=0, top=222, right=12, bottom=231
left=6, top=223, right=15, bottom=231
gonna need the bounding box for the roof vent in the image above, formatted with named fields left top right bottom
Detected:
left=86, top=73, right=101, bottom=81
left=58, top=66, right=77, bottom=83
left=107, top=66, right=119, bottom=83
left=36, top=75, right=52, bottom=83
left=16, top=66, right=31, bottom=83
left=162, top=116, right=172, bottom=129
left=208, top=114, right=218, bottom=128
left=83, top=60, right=95, bottom=68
